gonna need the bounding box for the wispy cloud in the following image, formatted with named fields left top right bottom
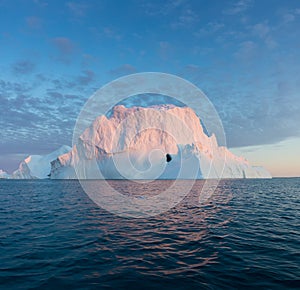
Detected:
left=51, top=37, right=75, bottom=63
left=88, top=26, right=122, bottom=42
left=66, top=1, right=89, bottom=17
left=283, top=13, right=295, bottom=23
left=141, top=0, right=185, bottom=16
left=52, top=37, right=74, bottom=54
left=158, top=41, right=173, bottom=60
left=141, top=0, right=199, bottom=29
left=26, top=16, right=42, bottom=29
left=109, top=64, right=136, bottom=77
left=195, top=22, right=225, bottom=37
left=251, top=21, right=277, bottom=49
left=0, top=76, right=88, bottom=157
left=180, top=60, right=300, bottom=148
left=223, top=0, right=252, bottom=15
left=12, top=60, right=35, bottom=75
left=281, top=8, right=300, bottom=24
left=102, top=27, right=122, bottom=40
left=171, top=8, right=199, bottom=28
left=77, top=70, right=95, bottom=85
left=234, top=40, right=257, bottom=61
left=81, top=53, right=98, bottom=68
left=48, top=71, right=97, bottom=93
left=33, top=0, right=48, bottom=7
left=0, top=79, right=32, bottom=95
left=252, top=22, right=270, bottom=38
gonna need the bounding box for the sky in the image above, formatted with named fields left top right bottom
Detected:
left=0, top=0, right=299, bottom=176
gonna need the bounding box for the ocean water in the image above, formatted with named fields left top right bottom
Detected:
left=0, top=178, right=299, bottom=289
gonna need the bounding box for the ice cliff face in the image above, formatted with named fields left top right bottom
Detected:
left=50, top=105, right=271, bottom=179
left=12, top=145, right=71, bottom=179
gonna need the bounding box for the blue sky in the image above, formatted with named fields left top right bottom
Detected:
left=0, top=0, right=299, bottom=176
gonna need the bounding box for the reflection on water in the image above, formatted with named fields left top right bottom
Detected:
left=81, top=179, right=225, bottom=217
left=0, top=179, right=299, bottom=289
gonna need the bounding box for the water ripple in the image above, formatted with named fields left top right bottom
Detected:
left=0, top=178, right=299, bottom=289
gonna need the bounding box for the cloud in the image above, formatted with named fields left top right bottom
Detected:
left=0, top=75, right=90, bottom=160
left=252, top=22, right=270, bottom=38
left=223, top=0, right=252, bottom=15
left=102, top=27, right=122, bottom=40
left=51, top=37, right=75, bottom=63
left=195, top=22, right=225, bottom=37
left=0, top=79, right=32, bottom=94
left=47, top=91, right=63, bottom=101
left=140, top=0, right=199, bottom=29
left=283, top=12, right=296, bottom=23
left=26, top=16, right=42, bottom=29
left=171, top=8, right=199, bottom=28
left=165, top=0, right=186, bottom=9
left=179, top=60, right=300, bottom=148
left=2, top=79, right=32, bottom=96
left=12, top=60, right=35, bottom=75
left=251, top=22, right=277, bottom=49
left=217, top=88, right=300, bottom=148
left=141, top=0, right=185, bottom=16
left=234, top=40, right=257, bottom=61
left=66, top=1, right=89, bottom=17
left=33, top=0, right=48, bottom=7
left=47, top=71, right=97, bottom=92
left=264, top=37, right=277, bottom=49
left=109, top=64, right=136, bottom=77
left=35, top=73, right=48, bottom=82
left=88, top=26, right=122, bottom=42
left=281, top=8, right=300, bottom=24
left=81, top=53, right=98, bottom=68
left=159, top=41, right=173, bottom=60
left=52, top=37, right=74, bottom=54
left=77, top=70, right=95, bottom=85
left=276, top=7, right=300, bottom=25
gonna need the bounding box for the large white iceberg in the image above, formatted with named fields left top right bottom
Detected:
left=12, top=145, right=71, bottom=179
left=50, top=105, right=271, bottom=179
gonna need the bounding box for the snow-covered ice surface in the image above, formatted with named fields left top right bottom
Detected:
left=50, top=105, right=271, bottom=179
left=12, top=145, right=71, bottom=179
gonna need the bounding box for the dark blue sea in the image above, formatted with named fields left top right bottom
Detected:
left=0, top=178, right=299, bottom=289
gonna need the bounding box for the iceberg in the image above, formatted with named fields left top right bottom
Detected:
left=50, top=105, right=271, bottom=179
left=12, top=145, right=71, bottom=179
